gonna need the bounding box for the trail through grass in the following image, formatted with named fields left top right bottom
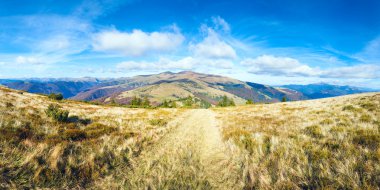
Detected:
left=125, top=109, right=242, bottom=189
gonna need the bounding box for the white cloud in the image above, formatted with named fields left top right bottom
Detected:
left=242, top=55, right=319, bottom=77
left=190, top=29, right=237, bottom=59
left=242, top=55, right=380, bottom=79
left=93, top=28, right=184, bottom=56
left=15, top=56, right=45, bottom=65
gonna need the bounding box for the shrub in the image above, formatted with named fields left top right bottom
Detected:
left=48, top=93, right=64, bottom=100
left=246, top=99, right=254, bottom=105
left=45, top=104, right=69, bottom=122
left=84, top=122, right=117, bottom=138
left=217, top=95, right=235, bottom=107
left=281, top=97, right=287, bottom=102
left=5, top=102, right=13, bottom=108
left=359, top=102, right=376, bottom=111
left=129, top=96, right=151, bottom=108
left=304, top=125, right=323, bottom=138
left=342, top=105, right=356, bottom=111
left=160, top=100, right=177, bottom=108
left=359, top=114, right=372, bottom=123
left=149, top=119, right=168, bottom=126
left=320, top=118, right=333, bottom=125
left=353, top=130, right=380, bottom=149
left=200, top=100, right=211, bottom=109
left=184, top=96, right=194, bottom=107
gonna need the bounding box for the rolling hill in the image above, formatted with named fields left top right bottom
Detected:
left=74, top=71, right=309, bottom=105
left=1, top=72, right=374, bottom=106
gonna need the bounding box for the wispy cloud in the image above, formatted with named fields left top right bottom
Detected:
left=242, top=55, right=380, bottom=79
left=356, top=36, right=380, bottom=62
left=73, top=0, right=133, bottom=19
left=211, top=16, right=230, bottom=33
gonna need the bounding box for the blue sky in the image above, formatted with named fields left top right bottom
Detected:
left=0, top=0, right=380, bottom=88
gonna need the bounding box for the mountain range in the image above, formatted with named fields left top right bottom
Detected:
left=0, top=71, right=374, bottom=106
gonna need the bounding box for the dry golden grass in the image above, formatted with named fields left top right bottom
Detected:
left=213, top=93, right=380, bottom=189
left=1, top=85, right=379, bottom=189
left=0, top=86, right=185, bottom=189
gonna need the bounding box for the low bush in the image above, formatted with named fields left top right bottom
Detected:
left=359, top=102, right=376, bottom=111
left=48, top=93, right=64, bottom=100
left=342, top=105, right=356, bottom=111
left=304, top=125, right=323, bottom=138
left=217, top=95, right=235, bottom=107
left=246, top=99, right=254, bottom=105
left=149, top=119, right=168, bottom=126
left=45, top=104, right=69, bottom=122
left=63, top=129, right=86, bottom=141
left=359, top=114, right=372, bottom=123
left=353, top=130, right=380, bottom=149
left=84, top=122, right=117, bottom=138
left=5, top=102, right=13, bottom=108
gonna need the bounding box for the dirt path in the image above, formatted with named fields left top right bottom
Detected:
left=125, top=109, right=242, bottom=189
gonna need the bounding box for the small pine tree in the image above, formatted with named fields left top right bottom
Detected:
left=110, top=99, right=117, bottom=105
left=230, top=99, right=235, bottom=106
left=218, top=95, right=235, bottom=107
left=218, top=95, right=228, bottom=107
left=282, top=97, right=287, bottom=102
left=184, top=96, right=193, bottom=107
left=45, top=104, right=69, bottom=122
left=130, top=96, right=143, bottom=107
left=169, top=100, right=177, bottom=108
left=200, top=100, right=211, bottom=109
left=161, top=100, right=170, bottom=108
left=142, top=96, right=150, bottom=108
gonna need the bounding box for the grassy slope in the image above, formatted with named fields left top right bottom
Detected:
left=1, top=85, right=379, bottom=189
left=0, top=86, right=185, bottom=189
left=214, top=92, right=380, bottom=189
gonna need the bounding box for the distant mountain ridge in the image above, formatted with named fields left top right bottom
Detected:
left=281, top=83, right=373, bottom=99
left=0, top=72, right=376, bottom=105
